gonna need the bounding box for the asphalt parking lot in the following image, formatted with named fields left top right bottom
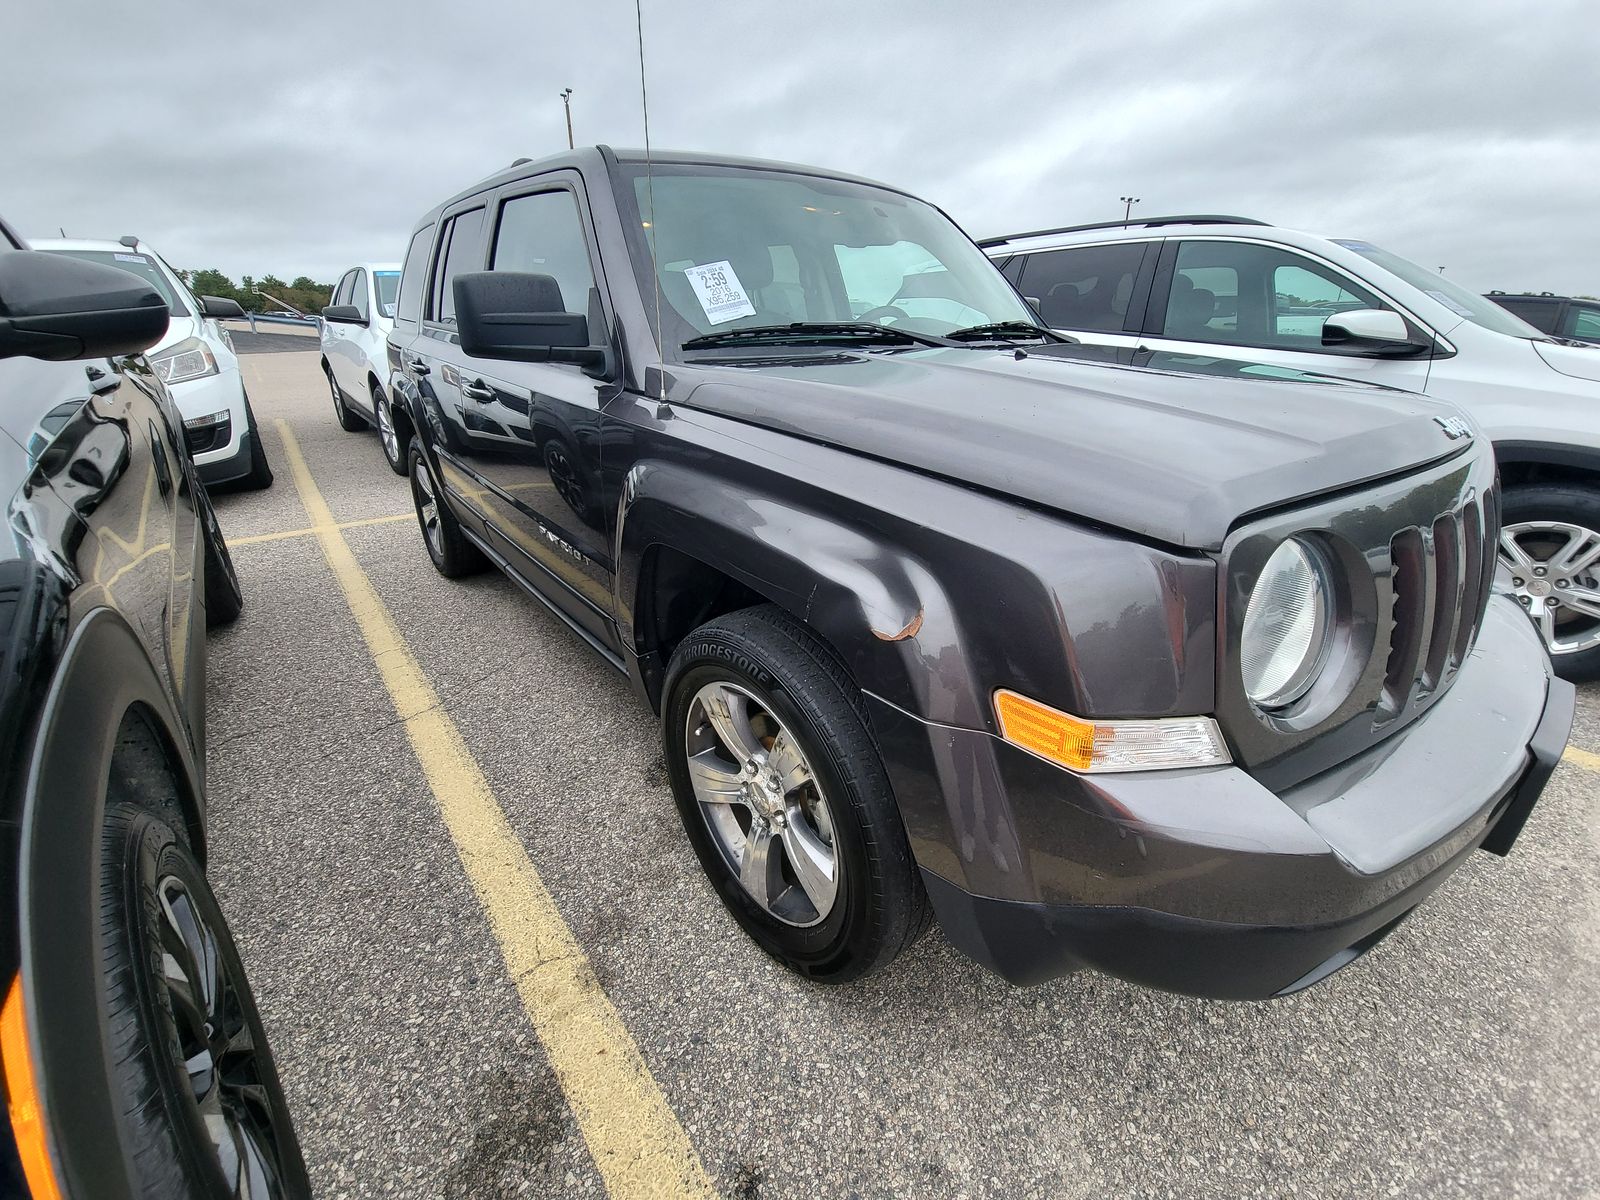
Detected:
left=204, top=341, right=1600, bottom=1200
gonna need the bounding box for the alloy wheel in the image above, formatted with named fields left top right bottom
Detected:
left=376, top=393, right=399, bottom=464
left=327, top=371, right=344, bottom=419
left=1499, top=520, right=1600, bottom=655
left=684, top=681, right=838, bottom=927
left=412, top=457, right=443, bottom=556
left=157, top=876, right=293, bottom=1199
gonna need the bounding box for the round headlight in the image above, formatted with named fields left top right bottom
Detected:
left=1240, top=538, right=1331, bottom=709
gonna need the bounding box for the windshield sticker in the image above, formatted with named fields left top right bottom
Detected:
left=1425, top=289, right=1476, bottom=318
left=380, top=303, right=396, bottom=318
left=683, top=260, right=756, bottom=325
left=114, top=253, right=150, bottom=263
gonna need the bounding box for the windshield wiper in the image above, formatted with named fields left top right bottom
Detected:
left=943, top=320, right=1073, bottom=344
left=681, top=322, right=954, bottom=351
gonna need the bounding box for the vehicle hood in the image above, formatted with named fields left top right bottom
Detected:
left=151, top=311, right=200, bottom=359
left=1533, top=338, right=1600, bottom=384
left=672, top=345, right=1476, bottom=550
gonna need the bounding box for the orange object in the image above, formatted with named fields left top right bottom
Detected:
left=1, top=976, right=63, bottom=1200
left=993, top=689, right=1103, bottom=771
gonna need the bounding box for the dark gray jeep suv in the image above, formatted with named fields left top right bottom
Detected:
left=389, top=148, right=1573, bottom=999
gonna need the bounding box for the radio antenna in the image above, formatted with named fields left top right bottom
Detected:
left=634, top=0, right=664, bottom=400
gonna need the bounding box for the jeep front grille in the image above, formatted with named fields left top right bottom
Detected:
left=1380, top=484, right=1498, bottom=721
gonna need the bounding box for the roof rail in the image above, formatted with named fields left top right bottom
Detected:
left=977, top=214, right=1269, bottom=249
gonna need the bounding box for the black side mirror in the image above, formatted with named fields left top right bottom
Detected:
left=0, top=250, right=170, bottom=362
left=201, top=295, right=245, bottom=319
left=453, top=272, right=609, bottom=376
left=321, top=304, right=366, bottom=325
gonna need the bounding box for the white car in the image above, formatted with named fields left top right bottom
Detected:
left=32, top=236, right=273, bottom=489
left=320, top=262, right=406, bottom=473
left=984, top=216, right=1600, bottom=678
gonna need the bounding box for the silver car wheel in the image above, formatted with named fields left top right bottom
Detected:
left=412, top=457, right=443, bottom=556
left=376, top=392, right=399, bottom=463
left=684, top=681, right=838, bottom=927
left=1499, top=520, right=1600, bottom=654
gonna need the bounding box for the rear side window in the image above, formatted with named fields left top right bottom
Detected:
left=431, top=208, right=486, bottom=325
left=1019, top=244, right=1146, bottom=331
left=492, top=190, right=598, bottom=324
left=396, top=227, right=435, bottom=324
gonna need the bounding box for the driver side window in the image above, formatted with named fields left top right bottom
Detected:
left=1161, top=241, right=1384, bottom=352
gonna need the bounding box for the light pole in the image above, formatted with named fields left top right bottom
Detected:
left=561, top=88, right=574, bottom=150
left=1120, top=195, right=1140, bottom=226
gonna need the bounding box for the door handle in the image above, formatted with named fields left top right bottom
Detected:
left=406, top=356, right=431, bottom=376
left=461, top=379, right=495, bottom=402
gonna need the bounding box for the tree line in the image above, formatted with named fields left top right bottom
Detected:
left=179, top=268, right=334, bottom=316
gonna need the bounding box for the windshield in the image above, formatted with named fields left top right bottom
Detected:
left=622, top=164, right=1035, bottom=351
left=1332, top=240, right=1541, bottom=339
left=40, top=247, right=190, bottom=317
left=374, top=270, right=400, bottom=317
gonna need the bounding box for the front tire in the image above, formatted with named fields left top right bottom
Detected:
left=198, top=483, right=244, bottom=627
left=661, top=604, right=930, bottom=983
left=408, top=444, right=486, bottom=578
left=1499, top=483, right=1600, bottom=681
left=240, top=398, right=274, bottom=490
left=100, top=804, right=310, bottom=1199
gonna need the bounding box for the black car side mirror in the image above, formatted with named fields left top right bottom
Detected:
left=201, top=295, right=245, bottom=319
left=321, top=304, right=366, bottom=325
left=453, top=272, right=609, bottom=377
left=0, top=250, right=170, bottom=362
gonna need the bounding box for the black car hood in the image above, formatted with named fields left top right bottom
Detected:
left=670, top=344, right=1473, bottom=550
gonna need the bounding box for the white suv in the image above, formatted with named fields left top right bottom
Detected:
left=33, top=236, right=274, bottom=489
left=320, top=262, right=405, bottom=472
left=985, top=216, right=1600, bottom=678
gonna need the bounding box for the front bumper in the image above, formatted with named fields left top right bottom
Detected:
left=171, top=366, right=247, bottom=468
left=869, top=596, right=1575, bottom=999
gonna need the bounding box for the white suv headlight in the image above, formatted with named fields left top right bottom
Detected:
left=151, top=337, right=218, bottom=385
left=1240, top=538, right=1332, bottom=709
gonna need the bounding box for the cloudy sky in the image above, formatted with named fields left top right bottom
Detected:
left=7, top=1, right=1598, bottom=294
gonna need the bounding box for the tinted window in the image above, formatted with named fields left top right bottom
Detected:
left=492, top=190, right=597, bottom=325
left=396, top=226, right=434, bottom=324
left=1021, top=244, right=1147, bottom=331
left=1567, top=304, right=1600, bottom=340
left=1487, top=297, right=1555, bottom=331
left=351, top=268, right=369, bottom=320
left=432, top=208, right=485, bottom=325
left=1163, top=241, right=1383, bottom=351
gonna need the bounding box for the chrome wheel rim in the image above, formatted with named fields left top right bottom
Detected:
left=375, top=392, right=399, bottom=463
left=412, top=458, right=443, bottom=556
left=685, top=681, right=838, bottom=927
left=1499, top=520, right=1600, bottom=655
left=157, top=877, right=289, bottom=1199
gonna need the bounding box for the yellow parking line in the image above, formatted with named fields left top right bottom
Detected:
left=1564, top=746, right=1600, bottom=773
left=228, top=512, right=415, bottom=547
left=274, top=420, right=716, bottom=1200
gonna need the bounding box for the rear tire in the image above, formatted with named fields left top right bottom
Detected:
left=374, top=384, right=407, bottom=475
left=197, top=483, right=243, bottom=627
left=409, top=444, right=486, bottom=578
left=240, top=397, right=274, bottom=490
left=327, top=364, right=365, bottom=432
left=661, top=604, right=930, bottom=983
left=100, top=804, right=310, bottom=1199
left=1499, top=482, right=1600, bottom=681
